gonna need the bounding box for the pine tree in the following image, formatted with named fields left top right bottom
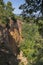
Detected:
left=6, top=1, right=14, bottom=18
left=19, top=0, right=43, bottom=18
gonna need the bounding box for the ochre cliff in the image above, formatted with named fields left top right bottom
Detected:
left=0, top=19, right=23, bottom=56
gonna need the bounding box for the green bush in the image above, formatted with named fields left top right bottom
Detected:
left=20, top=22, right=43, bottom=65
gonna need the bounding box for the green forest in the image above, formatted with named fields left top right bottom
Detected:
left=0, top=0, right=43, bottom=65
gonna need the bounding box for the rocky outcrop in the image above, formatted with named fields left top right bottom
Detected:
left=0, top=18, right=23, bottom=54
left=0, top=19, right=28, bottom=65
left=0, top=19, right=23, bottom=65
left=9, top=19, right=23, bottom=43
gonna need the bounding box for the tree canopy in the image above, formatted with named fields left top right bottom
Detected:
left=19, top=0, right=43, bottom=18
left=0, top=0, right=15, bottom=24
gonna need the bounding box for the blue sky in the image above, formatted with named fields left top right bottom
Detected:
left=4, top=0, right=25, bottom=14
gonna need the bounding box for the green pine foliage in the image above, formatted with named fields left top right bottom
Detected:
left=0, top=0, right=15, bottom=25
left=20, top=20, right=43, bottom=65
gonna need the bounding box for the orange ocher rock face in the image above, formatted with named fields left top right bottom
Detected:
left=9, top=19, right=23, bottom=43
left=8, top=19, right=23, bottom=55
left=0, top=19, right=23, bottom=56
